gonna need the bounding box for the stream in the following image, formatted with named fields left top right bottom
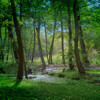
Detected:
left=27, top=74, right=67, bottom=84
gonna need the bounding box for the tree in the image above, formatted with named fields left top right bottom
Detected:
left=44, top=22, right=48, bottom=62
left=11, top=0, right=24, bottom=80
left=36, top=17, right=46, bottom=72
left=67, top=2, right=74, bottom=70
left=73, top=0, right=85, bottom=74
left=31, top=20, right=36, bottom=63
left=8, top=25, right=19, bottom=63
left=48, top=18, right=56, bottom=64
left=61, top=15, right=65, bottom=64
left=0, top=25, right=4, bottom=61
left=19, top=0, right=28, bottom=79
left=79, top=26, right=89, bottom=67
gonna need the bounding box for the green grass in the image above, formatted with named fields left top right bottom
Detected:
left=0, top=70, right=100, bottom=100
left=87, top=69, right=100, bottom=74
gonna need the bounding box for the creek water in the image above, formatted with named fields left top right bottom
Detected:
left=27, top=66, right=68, bottom=84
left=27, top=74, right=67, bottom=84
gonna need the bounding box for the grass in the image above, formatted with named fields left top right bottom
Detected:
left=0, top=69, right=100, bottom=100
left=87, top=69, right=100, bottom=74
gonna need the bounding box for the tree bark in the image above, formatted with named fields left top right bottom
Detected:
left=67, top=3, right=74, bottom=70
left=73, top=0, right=85, bottom=74
left=44, top=22, right=48, bottom=62
left=23, top=58, right=28, bottom=79
left=8, top=26, right=19, bottom=63
left=31, top=20, right=36, bottom=63
left=20, top=0, right=28, bottom=79
left=0, top=26, right=4, bottom=61
left=36, top=18, right=46, bottom=71
left=61, top=18, right=65, bottom=64
left=48, top=19, right=56, bottom=64
left=11, top=0, right=24, bottom=80
left=6, top=39, right=9, bottom=61
left=79, top=26, right=89, bottom=66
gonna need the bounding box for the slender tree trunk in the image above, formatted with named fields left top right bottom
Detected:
left=31, top=20, right=36, bottom=63
left=61, top=18, right=65, bottom=64
left=23, top=58, right=28, bottom=79
left=44, top=22, right=48, bottom=62
left=11, top=0, right=24, bottom=80
left=0, top=26, right=4, bottom=61
left=20, top=0, right=28, bottom=79
left=4, top=26, right=7, bottom=41
left=6, top=40, right=9, bottom=61
left=79, top=26, right=89, bottom=66
left=67, top=3, right=74, bottom=70
left=48, top=19, right=56, bottom=64
left=8, top=26, right=19, bottom=63
left=36, top=18, right=46, bottom=72
left=27, top=48, right=30, bottom=61
left=12, top=40, right=19, bottom=63
left=5, top=26, right=9, bottom=61
left=73, top=0, right=85, bottom=74
left=27, top=37, right=33, bottom=61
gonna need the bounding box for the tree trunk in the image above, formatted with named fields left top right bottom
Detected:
left=23, top=59, right=28, bottom=79
left=48, top=19, right=56, bottom=64
left=61, top=18, right=65, bottom=64
left=67, top=3, right=74, bottom=70
left=6, top=39, right=9, bottom=61
left=73, top=0, right=85, bottom=74
left=0, top=26, right=4, bottom=61
left=79, top=26, right=89, bottom=66
left=31, top=20, right=36, bottom=63
left=44, top=22, right=48, bottom=63
left=8, top=24, right=19, bottom=63
left=36, top=18, right=46, bottom=71
left=11, top=0, right=24, bottom=80
left=20, top=0, right=28, bottom=79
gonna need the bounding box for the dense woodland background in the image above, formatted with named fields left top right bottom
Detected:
left=0, top=0, right=100, bottom=80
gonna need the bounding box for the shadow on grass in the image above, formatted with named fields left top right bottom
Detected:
left=0, top=81, right=100, bottom=100
left=12, top=79, right=22, bottom=87
left=0, top=82, right=53, bottom=100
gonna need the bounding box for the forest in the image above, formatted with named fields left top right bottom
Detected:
left=0, top=0, right=100, bottom=100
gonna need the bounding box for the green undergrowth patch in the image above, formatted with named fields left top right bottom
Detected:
left=0, top=69, right=100, bottom=100
left=0, top=62, right=18, bottom=74
left=0, top=76, right=100, bottom=100
left=48, top=69, right=100, bottom=82
left=87, top=69, right=100, bottom=74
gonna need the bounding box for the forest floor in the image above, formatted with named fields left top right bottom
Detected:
left=0, top=69, right=100, bottom=100
left=0, top=63, right=100, bottom=100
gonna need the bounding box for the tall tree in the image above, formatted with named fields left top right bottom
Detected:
left=73, top=0, right=85, bottom=74
left=61, top=18, right=65, bottom=64
left=79, top=26, right=89, bottom=66
left=67, top=2, right=74, bottom=70
left=11, top=0, right=24, bottom=80
left=31, top=20, right=36, bottom=63
left=20, top=0, right=28, bottom=79
left=48, top=18, right=56, bottom=64
left=0, top=25, right=4, bottom=61
left=36, top=17, right=46, bottom=72
left=44, top=22, right=48, bottom=62
left=8, top=25, right=19, bottom=63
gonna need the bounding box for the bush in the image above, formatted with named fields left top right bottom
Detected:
left=0, top=62, right=18, bottom=74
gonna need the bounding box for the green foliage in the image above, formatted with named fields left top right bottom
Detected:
left=0, top=69, right=100, bottom=100
left=0, top=62, right=18, bottom=74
